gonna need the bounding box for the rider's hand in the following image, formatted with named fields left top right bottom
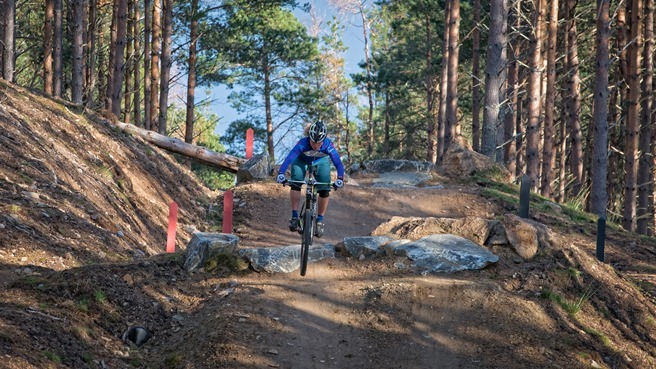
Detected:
left=276, top=173, right=286, bottom=184
left=334, top=178, right=344, bottom=189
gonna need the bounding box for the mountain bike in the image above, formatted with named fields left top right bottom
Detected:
left=284, top=165, right=334, bottom=276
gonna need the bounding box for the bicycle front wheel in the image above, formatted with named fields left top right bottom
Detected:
left=300, top=209, right=313, bottom=276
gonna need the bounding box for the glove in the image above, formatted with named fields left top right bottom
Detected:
left=334, top=178, right=344, bottom=189
left=276, top=173, right=286, bottom=184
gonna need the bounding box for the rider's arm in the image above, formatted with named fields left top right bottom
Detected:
left=278, top=140, right=305, bottom=175
left=324, top=139, right=345, bottom=178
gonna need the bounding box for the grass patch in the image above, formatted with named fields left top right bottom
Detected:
left=204, top=252, right=249, bottom=273
left=0, top=330, right=14, bottom=343
left=540, top=285, right=596, bottom=316
left=164, top=352, right=184, bottom=368
left=583, top=326, right=612, bottom=347
left=78, top=297, right=90, bottom=312
left=44, top=351, right=62, bottom=363
left=81, top=352, right=94, bottom=363
left=482, top=188, right=519, bottom=208
left=94, top=289, right=107, bottom=304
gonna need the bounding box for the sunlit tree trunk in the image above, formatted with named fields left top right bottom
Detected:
left=85, top=0, right=97, bottom=107
left=526, top=0, right=544, bottom=190
left=437, top=0, right=450, bottom=162
left=44, top=0, right=54, bottom=95
left=504, top=0, right=520, bottom=180
left=157, top=0, right=173, bottom=135
left=144, top=0, right=152, bottom=130
left=150, top=0, right=161, bottom=131
left=2, top=0, right=14, bottom=81
left=185, top=0, right=198, bottom=145
left=540, top=0, right=558, bottom=198
left=71, top=0, right=84, bottom=104
left=123, top=0, right=134, bottom=123
left=623, top=0, right=643, bottom=231
left=590, top=0, right=610, bottom=216
left=444, top=0, right=460, bottom=148
left=132, top=0, right=141, bottom=127
left=53, top=0, right=62, bottom=96
left=426, top=13, right=438, bottom=164
left=107, top=0, right=127, bottom=117
left=565, top=0, right=583, bottom=197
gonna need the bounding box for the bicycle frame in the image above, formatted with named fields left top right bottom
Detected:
left=285, top=165, right=332, bottom=276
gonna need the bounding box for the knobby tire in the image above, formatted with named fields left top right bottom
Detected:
left=300, top=209, right=313, bottom=276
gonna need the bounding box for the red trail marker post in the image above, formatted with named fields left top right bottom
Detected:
left=223, top=190, right=233, bottom=234
left=166, top=202, right=178, bottom=253
left=245, top=128, right=254, bottom=159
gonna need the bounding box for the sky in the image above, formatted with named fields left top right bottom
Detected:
left=199, top=2, right=367, bottom=137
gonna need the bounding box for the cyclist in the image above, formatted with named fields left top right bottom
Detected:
left=276, top=121, right=345, bottom=237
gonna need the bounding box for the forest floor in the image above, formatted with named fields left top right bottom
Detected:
left=1, top=81, right=656, bottom=369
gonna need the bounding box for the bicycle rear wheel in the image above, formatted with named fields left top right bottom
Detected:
left=300, top=209, right=313, bottom=276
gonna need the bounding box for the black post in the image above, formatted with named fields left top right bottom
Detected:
left=596, top=216, right=606, bottom=262
left=519, top=175, right=530, bottom=218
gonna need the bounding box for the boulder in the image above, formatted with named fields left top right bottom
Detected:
left=342, top=236, right=395, bottom=259
left=239, top=244, right=335, bottom=273
left=441, top=142, right=510, bottom=180
left=502, top=214, right=539, bottom=260
left=372, top=216, right=496, bottom=245
left=237, top=152, right=271, bottom=183
left=389, top=234, right=498, bottom=274
left=184, top=233, right=239, bottom=271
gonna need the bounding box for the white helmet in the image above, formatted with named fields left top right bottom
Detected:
left=308, top=121, right=327, bottom=142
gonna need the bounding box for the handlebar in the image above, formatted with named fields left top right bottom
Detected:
left=282, top=178, right=338, bottom=189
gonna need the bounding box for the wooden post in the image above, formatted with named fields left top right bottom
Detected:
left=166, top=202, right=178, bottom=253
left=246, top=128, right=254, bottom=159
left=223, top=190, right=233, bottom=234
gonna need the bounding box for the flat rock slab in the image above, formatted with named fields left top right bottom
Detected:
left=390, top=234, right=498, bottom=274
left=240, top=244, right=335, bottom=273
left=184, top=233, right=239, bottom=272
left=371, top=172, right=433, bottom=188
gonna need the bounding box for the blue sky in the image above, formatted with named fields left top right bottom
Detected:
left=201, top=2, right=366, bottom=136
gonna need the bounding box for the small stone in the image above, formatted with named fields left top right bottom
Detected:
left=358, top=254, right=366, bottom=261
left=267, top=349, right=279, bottom=355
left=0, top=223, right=5, bottom=229
left=238, top=318, right=247, bottom=323
left=116, top=231, right=125, bottom=237
left=20, top=257, right=28, bottom=262
left=513, top=258, right=522, bottom=264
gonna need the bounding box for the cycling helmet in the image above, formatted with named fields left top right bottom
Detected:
left=308, top=121, right=327, bottom=142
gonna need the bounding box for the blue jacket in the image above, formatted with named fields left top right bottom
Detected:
left=278, top=137, right=345, bottom=178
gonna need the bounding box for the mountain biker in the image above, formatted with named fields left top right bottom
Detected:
left=276, top=121, right=345, bottom=237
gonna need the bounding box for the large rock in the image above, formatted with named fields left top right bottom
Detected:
left=362, top=159, right=434, bottom=173
left=502, top=214, right=539, bottom=260
left=184, top=233, right=239, bottom=271
left=237, top=152, right=271, bottom=183
left=389, top=234, right=498, bottom=274
left=372, top=216, right=497, bottom=245
left=239, top=244, right=335, bottom=273
left=441, top=142, right=510, bottom=180
left=342, top=236, right=395, bottom=259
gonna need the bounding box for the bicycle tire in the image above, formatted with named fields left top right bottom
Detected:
left=300, top=209, right=313, bottom=276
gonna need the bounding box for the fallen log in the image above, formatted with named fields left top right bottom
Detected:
left=114, top=122, right=246, bottom=173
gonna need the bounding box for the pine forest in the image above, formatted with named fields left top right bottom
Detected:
left=1, top=0, right=654, bottom=236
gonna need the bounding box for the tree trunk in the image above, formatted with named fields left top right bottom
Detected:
left=132, top=0, right=141, bottom=127
left=264, top=60, right=275, bottom=162
left=436, top=0, right=450, bottom=162
left=623, top=0, right=643, bottom=231
left=144, top=0, right=152, bottom=130
left=566, top=0, right=583, bottom=197
left=123, top=0, right=134, bottom=123
left=111, top=121, right=246, bottom=172
left=540, top=0, right=558, bottom=198
left=53, top=0, right=63, bottom=96
left=150, top=0, right=161, bottom=131
left=157, top=0, right=173, bottom=135
left=504, top=1, right=520, bottom=181
left=3, top=0, right=15, bottom=82
left=426, top=12, right=437, bottom=164
left=481, top=0, right=508, bottom=160
left=71, top=0, right=84, bottom=104
left=44, top=0, right=54, bottom=95
left=637, top=0, right=653, bottom=234
left=185, top=0, right=198, bottom=146
left=109, top=0, right=127, bottom=118
left=471, top=0, right=481, bottom=153
left=444, top=0, right=460, bottom=149
left=360, top=6, right=374, bottom=158
left=525, top=0, right=544, bottom=190
left=85, top=0, right=97, bottom=108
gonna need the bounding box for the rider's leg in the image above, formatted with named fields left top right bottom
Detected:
left=289, top=159, right=307, bottom=217
left=315, top=158, right=332, bottom=218
left=290, top=189, right=301, bottom=213
left=318, top=194, right=329, bottom=217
